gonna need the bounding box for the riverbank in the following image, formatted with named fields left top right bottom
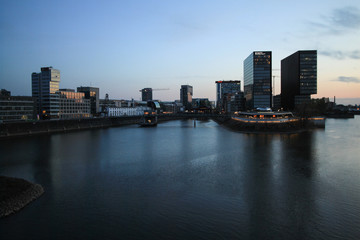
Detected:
left=0, top=114, right=202, bottom=139
left=0, top=176, right=44, bottom=218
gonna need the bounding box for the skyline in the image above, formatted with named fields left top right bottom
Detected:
left=1, top=0, right=359, bottom=104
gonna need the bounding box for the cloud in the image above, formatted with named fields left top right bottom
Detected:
left=309, top=6, right=360, bottom=34
left=334, top=76, right=360, bottom=83
left=319, top=50, right=360, bottom=60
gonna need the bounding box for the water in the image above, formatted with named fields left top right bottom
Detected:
left=1, top=118, right=360, bottom=240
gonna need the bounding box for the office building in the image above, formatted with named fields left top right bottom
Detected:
left=0, top=90, right=35, bottom=122
left=32, top=67, right=60, bottom=119
left=141, top=88, right=152, bottom=101
left=244, top=51, right=272, bottom=109
left=57, top=89, right=90, bottom=119
left=215, top=80, right=244, bottom=112
left=77, top=86, right=100, bottom=116
left=180, top=85, right=193, bottom=110
left=281, top=50, right=317, bottom=110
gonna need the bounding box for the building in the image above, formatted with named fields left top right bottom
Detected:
left=180, top=85, right=193, bottom=110
left=77, top=86, right=100, bottom=116
left=273, top=94, right=281, bottom=111
left=192, top=98, right=212, bottom=113
left=32, top=67, right=60, bottom=119
left=0, top=90, right=35, bottom=122
left=57, top=89, right=90, bottom=119
left=281, top=50, right=317, bottom=110
left=215, top=80, right=243, bottom=112
left=141, top=88, right=152, bottom=101
left=244, top=51, right=272, bottom=109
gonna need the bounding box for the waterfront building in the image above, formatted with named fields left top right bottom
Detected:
left=0, top=90, right=35, bottom=122
left=192, top=98, right=212, bottom=113
left=180, top=85, right=193, bottom=110
left=141, top=88, right=152, bottom=101
left=77, top=86, right=100, bottom=116
left=215, top=80, right=244, bottom=112
left=105, top=106, right=151, bottom=117
left=32, top=67, right=60, bottom=119
left=244, top=51, right=272, bottom=109
left=281, top=50, right=317, bottom=110
left=57, top=89, right=90, bottom=119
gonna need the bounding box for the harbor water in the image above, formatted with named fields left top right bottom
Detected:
left=1, top=117, right=360, bottom=239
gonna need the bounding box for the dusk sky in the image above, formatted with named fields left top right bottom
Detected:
left=1, top=0, right=359, bottom=103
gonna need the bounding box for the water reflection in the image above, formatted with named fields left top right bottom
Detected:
left=1, top=119, right=360, bottom=240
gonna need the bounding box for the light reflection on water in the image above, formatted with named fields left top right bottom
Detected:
left=1, top=117, right=360, bottom=240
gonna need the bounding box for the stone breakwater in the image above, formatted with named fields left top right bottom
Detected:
left=0, top=176, right=44, bottom=218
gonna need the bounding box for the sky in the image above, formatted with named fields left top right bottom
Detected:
left=1, top=0, right=359, bottom=103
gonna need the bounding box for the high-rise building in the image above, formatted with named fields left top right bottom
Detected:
left=215, top=80, right=243, bottom=112
left=32, top=67, right=60, bottom=119
left=244, top=51, right=272, bottom=109
left=77, top=86, right=100, bottom=116
left=281, top=50, right=317, bottom=110
left=141, top=88, right=153, bottom=101
left=180, top=85, right=193, bottom=110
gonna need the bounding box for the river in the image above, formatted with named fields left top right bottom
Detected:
left=1, top=117, right=360, bottom=239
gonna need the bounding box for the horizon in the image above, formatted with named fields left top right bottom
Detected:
left=1, top=0, right=359, bottom=102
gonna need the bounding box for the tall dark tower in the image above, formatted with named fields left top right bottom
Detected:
left=281, top=50, right=317, bottom=110
left=141, top=88, right=153, bottom=101
left=180, top=85, right=193, bottom=110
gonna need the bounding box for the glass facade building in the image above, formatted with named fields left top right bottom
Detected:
left=32, top=67, right=60, bottom=119
left=180, top=85, right=193, bottom=110
left=215, top=80, right=243, bottom=112
left=281, top=50, right=317, bottom=110
left=244, top=51, right=272, bottom=109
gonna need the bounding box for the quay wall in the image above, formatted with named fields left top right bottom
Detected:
left=0, top=116, right=141, bottom=138
left=0, top=114, right=198, bottom=138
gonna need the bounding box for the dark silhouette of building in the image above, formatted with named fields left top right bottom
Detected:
left=281, top=50, right=317, bottom=110
left=244, top=51, right=272, bottom=109
left=141, top=88, right=153, bottom=101
left=180, top=85, right=193, bottom=110
left=77, top=86, right=100, bottom=116
left=32, top=67, right=60, bottom=119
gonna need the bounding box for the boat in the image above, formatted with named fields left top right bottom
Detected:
left=139, top=111, right=158, bottom=127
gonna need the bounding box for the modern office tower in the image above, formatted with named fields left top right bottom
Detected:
left=141, top=88, right=153, bottom=101
left=180, top=85, right=193, bottom=110
left=32, top=67, right=60, bottom=119
left=77, top=86, right=100, bottom=116
left=215, top=80, right=243, bottom=112
left=0, top=90, right=35, bottom=122
left=244, top=51, right=272, bottom=109
left=281, top=50, right=317, bottom=110
left=57, top=89, right=90, bottom=119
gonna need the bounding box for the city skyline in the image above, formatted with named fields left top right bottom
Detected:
left=1, top=0, right=359, bottom=103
